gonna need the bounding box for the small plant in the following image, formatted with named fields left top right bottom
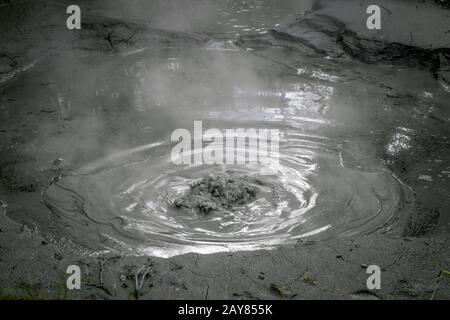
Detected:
left=0, top=285, right=46, bottom=300
left=129, top=264, right=151, bottom=300
left=0, top=272, right=71, bottom=300
left=430, top=269, right=450, bottom=300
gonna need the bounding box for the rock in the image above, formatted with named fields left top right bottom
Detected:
left=251, top=0, right=450, bottom=74
left=52, top=158, right=64, bottom=166
left=270, top=283, right=296, bottom=298
left=53, top=253, right=63, bottom=261
left=340, top=31, right=444, bottom=72
left=271, top=12, right=445, bottom=71
left=271, top=14, right=346, bottom=58
left=173, top=174, right=259, bottom=214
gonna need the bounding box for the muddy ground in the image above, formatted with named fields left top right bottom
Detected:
left=0, top=0, right=449, bottom=299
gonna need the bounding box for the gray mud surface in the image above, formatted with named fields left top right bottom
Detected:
left=0, top=0, right=449, bottom=299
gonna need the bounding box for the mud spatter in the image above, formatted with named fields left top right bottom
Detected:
left=173, top=174, right=259, bottom=214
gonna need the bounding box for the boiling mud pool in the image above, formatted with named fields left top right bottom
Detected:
left=39, top=44, right=415, bottom=257
left=8, top=0, right=446, bottom=257
left=43, top=139, right=411, bottom=257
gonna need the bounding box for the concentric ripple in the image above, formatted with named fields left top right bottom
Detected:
left=42, top=131, right=413, bottom=257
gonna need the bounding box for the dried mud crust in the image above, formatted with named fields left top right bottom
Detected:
left=173, top=174, right=260, bottom=214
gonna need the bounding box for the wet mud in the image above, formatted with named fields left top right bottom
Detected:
left=0, top=0, right=449, bottom=299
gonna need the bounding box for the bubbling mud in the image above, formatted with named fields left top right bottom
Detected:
left=42, top=131, right=413, bottom=258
